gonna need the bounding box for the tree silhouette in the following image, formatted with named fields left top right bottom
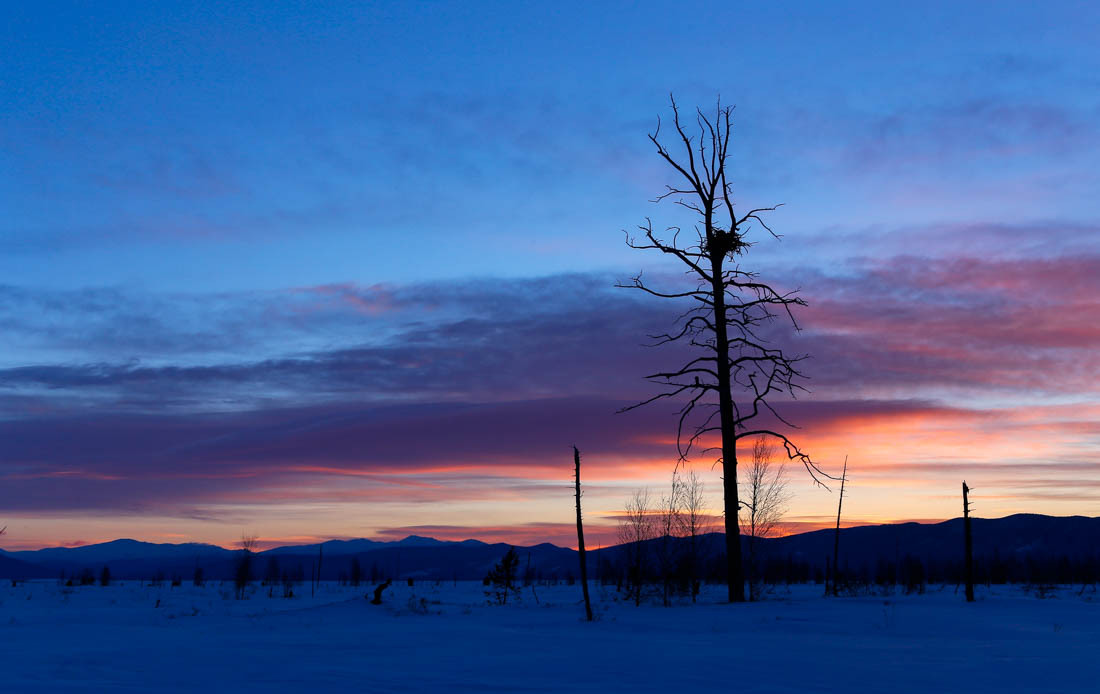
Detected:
left=676, top=469, right=711, bottom=602
left=573, top=446, right=594, bottom=621
left=485, top=547, right=521, bottom=605
left=831, top=456, right=848, bottom=596
left=235, top=535, right=257, bottom=600
left=617, top=488, right=655, bottom=605
left=963, top=481, right=975, bottom=602
left=740, top=437, right=792, bottom=600
left=620, top=96, right=831, bottom=602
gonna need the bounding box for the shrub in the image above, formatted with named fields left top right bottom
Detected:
left=485, top=547, right=521, bottom=605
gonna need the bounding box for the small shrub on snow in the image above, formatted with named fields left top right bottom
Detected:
left=485, top=547, right=521, bottom=605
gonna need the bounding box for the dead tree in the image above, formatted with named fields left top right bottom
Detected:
left=831, top=456, right=848, bottom=596
left=620, top=96, right=831, bottom=602
left=740, top=437, right=792, bottom=600
left=574, top=446, right=594, bottom=621
left=963, top=481, right=975, bottom=602
left=655, top=475, right=683, bottom=607
left=235, top=535, right=258, bottom=600
left=677, top=468, right=711, bottom=602
left=617, top=489, right=655, bottom=606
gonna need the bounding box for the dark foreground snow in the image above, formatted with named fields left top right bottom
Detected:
left=1, top=581, right=1096, bottom=692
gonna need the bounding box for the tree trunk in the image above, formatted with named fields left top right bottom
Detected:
left=574, top=446, right=593, bottom=622
left=370, top=578, right=391, bottom=605
left=963, top=481, right=975, bottom=602
left=689, top=531, right=698, bottom=603
left=712, top=253, right=745, bottom=603
left=746, top=535, right=755, bottom=601
left=832, top=456, right=847, bottom=597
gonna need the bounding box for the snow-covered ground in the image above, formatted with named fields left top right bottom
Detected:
left=1, top=580, right=1096, bottom=692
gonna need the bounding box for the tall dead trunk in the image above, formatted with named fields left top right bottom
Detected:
left=712, top=254, right=744, bottom=603
left=963, top=481, right=975, bottom=602
left=832, top=456, right=847, bottom=597
left=574, top=446, right=594, bottom=621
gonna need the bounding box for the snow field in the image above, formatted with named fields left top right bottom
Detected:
left=1, top=581, right=1096, bottom=692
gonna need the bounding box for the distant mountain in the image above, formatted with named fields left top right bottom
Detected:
left=763, top=514, right=1100, bottom=570
left=261, top=538, right=386, bottom=556
left=392, top=534, right=453, bottom=547
left=1, top=514, right=1095, bottom=581
left=2, top=539, right=235, bottom=580
left=7, top=538, right=230, bottom=564
left=255, top=541, right=575, bottom=583
left=0, top=533, right=509, bottom=580
left=260, top=534, right=481, bottom=557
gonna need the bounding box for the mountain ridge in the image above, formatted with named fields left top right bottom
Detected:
left=2, top=514, right=1096, bottom=580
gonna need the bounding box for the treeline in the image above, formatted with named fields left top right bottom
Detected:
left=47, top=545, right=1100, bottom=602
left=590, top=539, right=1100, bottom=601
left=844, top=552, right=1100, bottom=592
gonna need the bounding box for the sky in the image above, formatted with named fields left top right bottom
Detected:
left=2, top=1, right=1098, bottom=550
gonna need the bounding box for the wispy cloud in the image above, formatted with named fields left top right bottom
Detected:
left=2, top=233, right=1098, bottom=541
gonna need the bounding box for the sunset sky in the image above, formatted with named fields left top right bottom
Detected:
left=2, top=2, right=1098, bottom=550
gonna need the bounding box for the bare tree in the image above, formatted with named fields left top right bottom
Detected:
left=235, top=534, right=257, bottom=600
left=676, top=469, right=712, bottom=601
left=739, top=437, right=792, bottom=600
left=620, top=97, right=831, bottom=601
left=617, top=488, right=655, bottom=606
left=655, top=476, right=683, bottom=607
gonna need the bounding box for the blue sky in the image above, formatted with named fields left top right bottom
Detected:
left=6, top=1, right=1097, bottom=292
left=2, top=2, right=1098, bottom=549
